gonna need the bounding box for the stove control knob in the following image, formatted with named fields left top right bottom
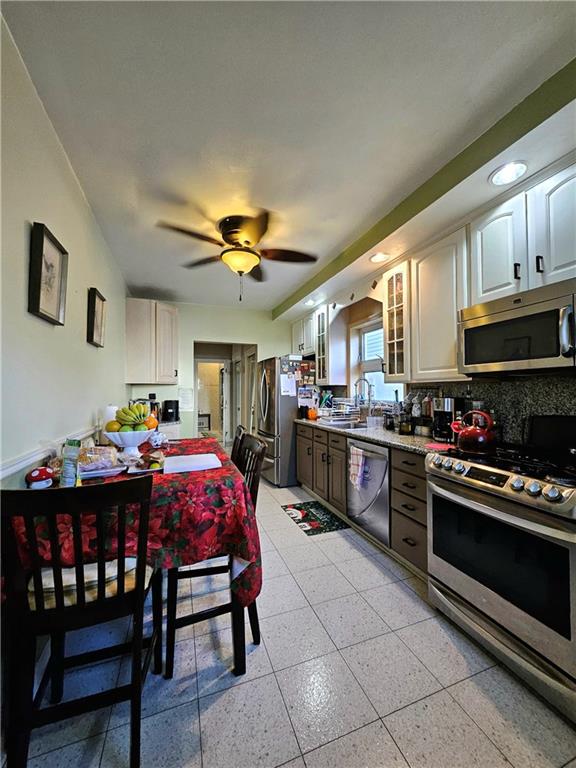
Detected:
left=543, top=486, right=563, bottom=503
left=510, top=477, right=525, bottom=492
left=442, top=459, right=453, bottom=471
left=454, top=462, right=466, bottom=474
left=432, top=455, right=443, bottom=467
left=525, top=481, right=542, bottom=497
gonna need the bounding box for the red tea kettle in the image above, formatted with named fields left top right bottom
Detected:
left=451, top=410, right=496, bottom=453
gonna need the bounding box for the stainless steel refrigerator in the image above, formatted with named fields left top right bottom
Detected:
left=257, top=356, right=314, bottom=487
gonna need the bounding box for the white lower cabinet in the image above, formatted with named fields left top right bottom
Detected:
left=410, top=228, right=468, bottom=382
left=470, top=193, right=528, bottom=305
left=527, top=164, right=576, bottom=288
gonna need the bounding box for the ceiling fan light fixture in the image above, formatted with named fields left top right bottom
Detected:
left=221, top=246, right=260, bottom=275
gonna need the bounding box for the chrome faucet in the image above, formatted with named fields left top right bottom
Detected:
left=354, top=377, right=374, bottom=416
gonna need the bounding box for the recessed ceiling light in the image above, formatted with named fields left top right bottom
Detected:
left=489, top=161, right=527, bottom=186
left=304, top=299, right=315, bottom=307
left=370, top=252, right=391, bottom=264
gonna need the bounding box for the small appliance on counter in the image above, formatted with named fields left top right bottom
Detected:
left=162, top=400, right=179, bottom=423
left=130, top=394, right=162, bottom=422
left=432, top=397, right=465, bottom=442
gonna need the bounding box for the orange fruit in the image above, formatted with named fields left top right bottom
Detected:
left=105, top=420, right=122, bottom=432
left=144, top=415, right=158, bottom=429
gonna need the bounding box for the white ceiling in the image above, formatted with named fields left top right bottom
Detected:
left=4, top=1, right=576, bottom=309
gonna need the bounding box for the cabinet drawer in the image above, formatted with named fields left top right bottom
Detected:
left=391, top=450, right=425, bottom=478
left=391, top=489, right=427, bottom=526
left=313, top=429, right=328, bottom=445
left=296, top=424, right=313, bottom=439
left=392, top=469, right=427, bottom=502
left=391, top=511, right=428, bottom=572
left=328, top=433, right=346, bottom=451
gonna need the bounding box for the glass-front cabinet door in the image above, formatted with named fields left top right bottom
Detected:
left=315, top=305, right=327, bottom=384
left=382, top=262, right=410, bottom=382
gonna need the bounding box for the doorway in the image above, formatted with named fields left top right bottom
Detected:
left=196, top=361, right=230, bottom=442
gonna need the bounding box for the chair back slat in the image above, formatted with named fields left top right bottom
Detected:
left=116, top=504, right=127, bottom=595
left=71, top=511, right=86, bottom=606
left=23, top=513, right=45, bottom=611
left=96, top=509, right=107, bottom=601
left=1, top=476, right=153, bottom=618
left=46, top=513, right=65, bottom=611
left=235, top=433, right=267, bottom=509
left=230, top=424, right=247, bottom=468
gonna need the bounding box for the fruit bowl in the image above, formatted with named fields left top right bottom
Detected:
left=104, top=430, right=156, bottom=458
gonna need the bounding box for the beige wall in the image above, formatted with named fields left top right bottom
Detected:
left=1, top=23, right=128, bottom=465
left=132, top=302, right=291, bottom=437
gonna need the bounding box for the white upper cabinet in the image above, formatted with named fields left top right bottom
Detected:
left=291, top=312, right=315, bottom=355
left=125, top=298, right=179, bottom=384
left=411, top=228, right=468, bottom=381
left=381, top=261, right=410, bottom=383
left=470, top=193, right=528, bottom=304
left=155, top=302, right=179, bottom=384
left=527, top=164, right=576, bottom=288
left=314, top=303, right=347, bottom=386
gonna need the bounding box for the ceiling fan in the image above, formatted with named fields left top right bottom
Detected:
left=157, top=210, right=317, bottom=298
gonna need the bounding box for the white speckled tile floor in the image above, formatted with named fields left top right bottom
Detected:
left=27, top=481, right=576, bottom=768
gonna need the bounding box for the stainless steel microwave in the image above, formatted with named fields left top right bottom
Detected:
left=458, top=279, right=576, bottom=375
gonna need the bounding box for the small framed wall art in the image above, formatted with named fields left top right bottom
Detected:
left=28, top=222, right=68, bottom=325
left=87, top=287, right=106, bottom=347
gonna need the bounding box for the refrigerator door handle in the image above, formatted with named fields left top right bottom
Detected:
left=259, top=368, right=269, bottom=423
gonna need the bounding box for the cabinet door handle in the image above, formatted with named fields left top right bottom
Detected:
left=401, top=503, right=416, bottom=512
left=174, top=369, right=178, bottom=377
left=402, top=482, right=417, bottom=490
left=513, top=262, right=521, bottom=280
left=321, top=452, right=327, bottom=463
left=535, top=255, right=544, bottom=274
left=402, top=460, right=416, bottom=467
left=402, top=537, right=417, bottom=547
left=327, top=455, right=332, bottom=465
left=307, top=446, right=312, bottom=456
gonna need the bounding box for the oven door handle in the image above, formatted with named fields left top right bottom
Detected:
left=428, top=481, right=576, bottom=544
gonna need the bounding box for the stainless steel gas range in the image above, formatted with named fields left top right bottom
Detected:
left=425, top=446, right=576, bottom=722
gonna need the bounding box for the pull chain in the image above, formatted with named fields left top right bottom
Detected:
left=238, top=273, right=244, bottom=302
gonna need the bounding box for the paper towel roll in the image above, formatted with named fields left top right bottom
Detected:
left=101, top=404, right=119, bottom=445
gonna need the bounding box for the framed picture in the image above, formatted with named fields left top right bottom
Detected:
left=87, top=287, right=106, bottom=347
left=28, top=223, right=68, bottom=325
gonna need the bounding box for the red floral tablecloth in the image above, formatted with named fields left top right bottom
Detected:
left=14, top=439, right=262, bottom=607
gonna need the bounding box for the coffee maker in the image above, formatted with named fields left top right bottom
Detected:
left=432, top=397, right=465, bottom=442
left=162, top=400, right=179, bottom=423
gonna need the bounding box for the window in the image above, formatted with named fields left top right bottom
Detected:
left=358, top=323, right=404, bottom=401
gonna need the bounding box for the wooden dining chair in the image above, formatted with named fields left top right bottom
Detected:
left=233, top=432, right=268, bottom=644
left=164, top=433, right=267, bottom=679
left=1, top=476, right=162, bottom=768
left=230, top=424, right=247, bottom=466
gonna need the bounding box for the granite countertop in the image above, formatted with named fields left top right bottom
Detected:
left=294, top=419, right=435, bottom=455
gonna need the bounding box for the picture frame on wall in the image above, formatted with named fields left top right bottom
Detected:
left=28, top=222, right=68, bottom=325
left=87, top=287, right=106, bottom=347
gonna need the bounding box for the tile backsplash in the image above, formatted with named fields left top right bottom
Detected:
left=409, top=375, right=576, bottom=444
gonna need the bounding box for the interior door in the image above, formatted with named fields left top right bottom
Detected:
left=220, top=362, right=232, bottom=445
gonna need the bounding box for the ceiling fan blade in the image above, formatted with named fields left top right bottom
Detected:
left=182, top=256, right=221, bottom=269
left=248, top=263, right=265, bottom=282
left=242, top=209, right=270, bottom=246
left=260, top=248, right=317, bottom=263
left=157, top=221, right=224, bottom=247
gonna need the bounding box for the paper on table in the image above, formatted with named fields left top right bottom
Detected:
left=163, top=454, right=222, bottom=473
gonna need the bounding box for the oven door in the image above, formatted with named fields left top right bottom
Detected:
left=458, top=294, right=575, bottom=374
left=428, top=478, right=576, bottom=677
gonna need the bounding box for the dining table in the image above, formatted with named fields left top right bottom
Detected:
left=13, top=437, right=262, bottom=608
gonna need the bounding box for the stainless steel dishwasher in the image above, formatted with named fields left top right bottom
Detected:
left=346, top=439, right=390, bottom=546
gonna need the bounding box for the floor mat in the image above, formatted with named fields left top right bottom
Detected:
left=281, top=500, right=350, bottom=536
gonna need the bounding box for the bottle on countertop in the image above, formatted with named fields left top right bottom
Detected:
left=412, top=392, right=423, bottom=418
left=422, top=392, right=433, bottom=419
